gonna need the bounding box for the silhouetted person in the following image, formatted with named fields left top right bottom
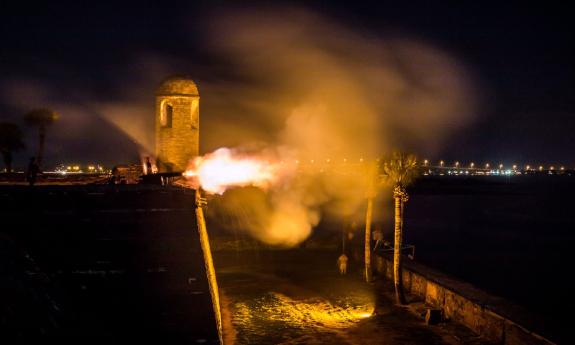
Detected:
left=25, top=157, right=39, bottom=186
left=145, top=157, right=152, bottom=175
left=347, top=221, right=362, bottom=263
left=373, top=227, right=384, bottom=251
left=108, top=167, right=117, bottom=185
left=337, top=254, right=348, bottom=275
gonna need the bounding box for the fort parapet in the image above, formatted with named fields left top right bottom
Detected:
left=375, top=254, right=556, bottom=345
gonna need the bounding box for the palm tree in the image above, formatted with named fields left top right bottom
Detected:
left=0, top=122, right=25, bottom=173
left=364, top=161, right=378, bottom=282
left=24, top=108, right=59, bottom=167
left=381, top=152, right=418, bottom=305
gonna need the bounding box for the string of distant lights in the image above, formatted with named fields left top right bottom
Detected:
left=420, top=159, right=569, bottom=171
left=25, top=158, right=573, bottom=176
left=286, top=158, right=572, bottom=171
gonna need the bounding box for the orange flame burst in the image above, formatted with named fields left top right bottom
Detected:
left=183, top=148, right=286, bottom=194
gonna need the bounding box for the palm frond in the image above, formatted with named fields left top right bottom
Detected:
left=24, top=108, right=59, bottom=126
left=380, top=151, right=419, bottom=187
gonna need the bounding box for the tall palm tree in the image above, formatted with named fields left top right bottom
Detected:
left=381, top=152, right=418, bottom=305
left=24, top=108, right=59, bottom=167
left=0, top=122, right=25, bottom=173
left=364, top=161, right=378, bottom=282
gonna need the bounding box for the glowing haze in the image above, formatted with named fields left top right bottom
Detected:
left=184, top=148, right=291, bottom=195
left=0, top=6, right=479, bottom=247
left=191, top=7, right=478, bottom=247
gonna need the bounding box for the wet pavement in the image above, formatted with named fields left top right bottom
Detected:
left=215, top=249, right=493, bottom=345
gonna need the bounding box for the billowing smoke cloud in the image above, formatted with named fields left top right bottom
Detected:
left=0, top=6, right=478, bottom=246
left=195, top=7, right=478, bottom=246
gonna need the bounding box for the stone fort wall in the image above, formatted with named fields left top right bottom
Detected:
left=375, top=255, right=556, bottom=345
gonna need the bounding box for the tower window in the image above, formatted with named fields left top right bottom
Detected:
left=191, top=100, right=199, bottom=129
left=161, top=103, right=173, bottom=128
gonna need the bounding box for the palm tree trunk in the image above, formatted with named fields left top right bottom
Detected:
left=364, top=196, right=373, bottom=282
left=342, top=221, right=346, bottom=254
left=393, top=190, right=407, bottom=305
left=37, top=125, right=46, bottom=167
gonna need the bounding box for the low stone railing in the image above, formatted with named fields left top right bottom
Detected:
left=374, top=255, right=556, bottom=345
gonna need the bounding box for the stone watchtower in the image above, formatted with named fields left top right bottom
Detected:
left=155, top=76, right=200, bottom=172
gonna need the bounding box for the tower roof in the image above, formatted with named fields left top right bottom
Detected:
left=156, top=76, right=199, bottom=96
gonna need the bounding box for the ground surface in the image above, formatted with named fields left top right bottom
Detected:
left=215, top=249, right=493, bottom=345
left=0, top=182, right=563, bottom=344
left=0, top=185, right=218, bottom=344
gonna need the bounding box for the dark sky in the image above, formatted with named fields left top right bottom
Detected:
left=1, top=1, right=573, bottom=168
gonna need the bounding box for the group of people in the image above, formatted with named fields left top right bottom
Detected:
left=337, top=222, right=386, bottom=275
left=107, top=157, right=155, bottom=186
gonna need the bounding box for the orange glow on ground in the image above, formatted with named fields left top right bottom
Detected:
left=234, top=292, right=374, bottom=330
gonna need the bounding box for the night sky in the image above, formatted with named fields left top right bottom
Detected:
left=1, top=1, right=573, bottom=168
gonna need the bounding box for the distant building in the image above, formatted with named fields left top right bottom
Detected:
left=155, top=76, right=200, bottom=172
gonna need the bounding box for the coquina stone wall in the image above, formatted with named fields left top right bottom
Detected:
left=375, top=255, right=555, bottom=345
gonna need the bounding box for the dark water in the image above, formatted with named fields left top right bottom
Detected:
left=402, top=176, right=575, bottom=343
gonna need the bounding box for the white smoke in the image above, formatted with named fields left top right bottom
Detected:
left=195, top=7, right=478, bottom=246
